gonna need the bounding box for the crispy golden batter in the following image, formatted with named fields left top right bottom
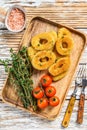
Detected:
left=52, top=71, right=67, bottom=81
left=56, top=36, right=73, bottom=56
left=58, top=27, right=71, bottom=39
left=28, top=28, right=74, bottom=81
left=49, top=57, right=70, bottom=76
left=27, top=47, right=37, bottom=61
left=32, top=50, right=56, bottom=70
left=31, top=32, right=55, bottom=51
left=49, top=31, right=57, bottom=43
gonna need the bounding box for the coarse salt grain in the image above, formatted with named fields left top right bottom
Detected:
left=8, top=8, right=25, bottom=31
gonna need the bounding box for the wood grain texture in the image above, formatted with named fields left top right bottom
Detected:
left=77, top=94, right=85, bottom=124
left=0, top=0, right=87, bottom=129
left=2, top=17, right=86, bottom=120
left=0, top=1, right=87, bottom=28
left=0, top=100, right=87, bottom=130
left=62, top=95, right=76, bottom=128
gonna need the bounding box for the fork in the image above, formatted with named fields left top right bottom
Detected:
left=77, top=63, right=86, bottom=124
left=62, top=64, right=84, bottom=128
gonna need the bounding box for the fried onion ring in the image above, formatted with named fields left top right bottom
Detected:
left=32, top=50, right=56, bottom=70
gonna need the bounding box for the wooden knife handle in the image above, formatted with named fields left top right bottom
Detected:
left=62, top=95, right=76, bottom=128
left=77, top=93, right=85, bottom=124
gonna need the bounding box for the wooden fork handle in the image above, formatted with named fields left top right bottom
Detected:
left=77, top=93, right=85, bottom=124
left=62, top=95, right=76, bottom=128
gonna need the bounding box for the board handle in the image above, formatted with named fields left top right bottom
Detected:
left=62, top=95, right=76, bottom=128
left=77, top=93, right=85, bottom=124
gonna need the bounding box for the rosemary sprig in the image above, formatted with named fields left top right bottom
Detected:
left=0, top=47, right=37, bottom=111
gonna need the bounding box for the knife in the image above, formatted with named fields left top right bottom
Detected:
left=77, top=77, right=87, bottom=124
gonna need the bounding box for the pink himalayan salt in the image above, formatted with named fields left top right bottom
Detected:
left=8, top=8, right=25, bottom=31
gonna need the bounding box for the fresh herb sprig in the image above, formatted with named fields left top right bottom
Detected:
left=0, top=47, right=37, bottom=110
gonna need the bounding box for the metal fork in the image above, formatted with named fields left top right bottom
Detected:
left=62, top=64, right=84, bottom=128
left=77, top=63, right=86, bottom=124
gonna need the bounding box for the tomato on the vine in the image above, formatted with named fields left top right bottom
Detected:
left=49, top=96, right=60, bottom=107
left=37, top=98, right=48, bottom=109
left=33, top=86, right=44, bottom=99
left=45, top=86, right=56, bottom=97
left=40, top=75, right=52, bottom=87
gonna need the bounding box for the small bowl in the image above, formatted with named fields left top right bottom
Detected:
left=5, top=5, right=26, bottom=33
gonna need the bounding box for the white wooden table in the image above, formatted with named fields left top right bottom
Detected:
left=0, top=0, right=87, bottom=130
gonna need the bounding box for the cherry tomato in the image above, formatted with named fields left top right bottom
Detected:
left=49, top=96, right=60, bottom=107
left=33, top=86, right=44, bottom=99
left=37, top=98, right=48, bottom=109
left=45, top=86, right=56, bottom=97
left=40, top=75, right=52, bottom=87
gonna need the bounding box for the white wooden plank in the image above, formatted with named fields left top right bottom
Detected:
left=0, top=1, right=87, bottom=130
left=1, top=2, right=87, bottom=28
left=0, top=100, right=87, bottom=130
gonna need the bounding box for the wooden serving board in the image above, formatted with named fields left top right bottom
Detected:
left=2, top=17, right=86, bottom=120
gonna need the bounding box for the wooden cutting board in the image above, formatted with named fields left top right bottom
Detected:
left=2, top=17, right=86, bottom=120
